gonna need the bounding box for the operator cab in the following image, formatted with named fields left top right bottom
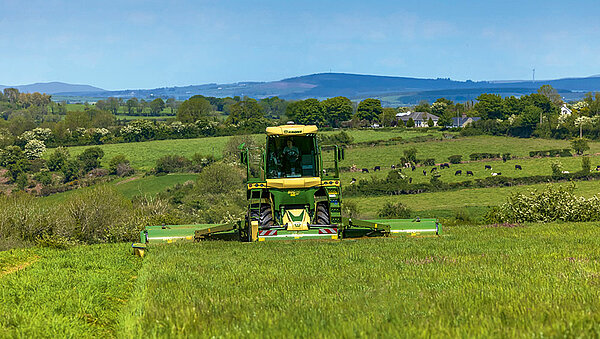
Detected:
left=264, top=124, right=319, bottom=179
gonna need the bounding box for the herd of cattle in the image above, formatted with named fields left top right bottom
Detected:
left=349, top=162, right=527, bottom=184
left=357, top=162, right=524, bottom=176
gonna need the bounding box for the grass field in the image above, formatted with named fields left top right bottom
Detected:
left=47, top=129, right=451, bottom=171
left=40, top=173, right=198, bottom=204
left=347, top=180, right=600, bottom=219
left=2, top=223, right=600, bottom=337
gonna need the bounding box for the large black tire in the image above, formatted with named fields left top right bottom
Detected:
left=316, top=204, right=330, bottom=225
left=260, top=205, right=274, bottom=227
left=250, top=205, right=274, bottom=228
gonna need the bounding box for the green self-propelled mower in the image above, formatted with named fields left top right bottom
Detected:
left=132, top=123, right=441, bottom=254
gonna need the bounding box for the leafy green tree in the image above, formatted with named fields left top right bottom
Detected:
left=109, top=154, right=130, bottom=175
left=414, top=100, right=431, bottom=113
left=380, top=107, right=397, bottom=127
left=64, top=110, right=92, bottom=129
left=259, top=96, right=288, bottom=119
left=226, top=98, right=265, bottom=125
left=406, top=117, right=415, bottom=128
left=177, top=97, right=212, bottom=123
left=166, top=98, right=177, bottom=114
left=3, top=88, right=20, bottom=103
left=403, top=147, right=418, bottom=162
left=47, top=147, right=70, bottom=171
left=321, top=96, right=353, bottom=127
left=427, top=117, right=435, bottom=127
left=537, top=85, right=563, bottom=107
left=430, top=102, right=448, bottom=116
left=0, top=146, right=28, bottom=180
left=91, top=110, right=115, bottom=129
left=126, top=98, right=139, bottom=115
left=62, top=159, right=81, bottom=182
left=150, top=98, right=166, bottom=115
left=106, top=97, right=122, bottom=115
left=474, top=93, right=504, bottom=119
left=437, top=114, right=452, bottom=127
left=581, top=156, right=591, bottom=174
left=571, top=138, right=590, bottom=155
left=290, top=99, right=325, bottom=126
left=77, top=147, right=105, bottom=172
left=356, top=99, right=383, bottom=122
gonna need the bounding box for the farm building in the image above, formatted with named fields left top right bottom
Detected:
left=450, top=114, right=481, bottom=128
left=396, top=111, right=439, bottom=127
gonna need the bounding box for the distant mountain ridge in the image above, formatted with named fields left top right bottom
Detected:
left=0, top=82, right=105, bottom=94
left=4, top=73, right=600, bottom=104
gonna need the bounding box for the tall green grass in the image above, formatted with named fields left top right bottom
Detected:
left=119, top=223, right=600, bottom=337
left=0, top=244, right=142, bottom=337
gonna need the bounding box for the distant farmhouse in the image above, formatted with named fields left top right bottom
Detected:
left=396, top=111, right=439, bottom=127
left=451, top=114, right=481, bottom=128
left=560, top=103, right=572, bottom=116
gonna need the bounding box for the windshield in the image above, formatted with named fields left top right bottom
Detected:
left=266, top=135, right=317, bottom=179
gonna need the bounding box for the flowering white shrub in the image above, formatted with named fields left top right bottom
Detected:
left=485, top=184, right=600, bottom=223
left=24, top=139, right=46, bottom=159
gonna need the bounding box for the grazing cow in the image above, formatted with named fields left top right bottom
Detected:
left=430, top=167, right=437, bottom=173
left=391, top=165, right=396, bottom=169
left=350, top=178, right=357, bottom=184
left=362, top=168, right=369, bottom=173
left=491, top=172, right=501, bottom=176
left=373, top=166, right=381, bottom=171
left=409, top=177, right=413, bottom=183
left=440, top=163, right=450, bottom=169
left=515, top=164, right=522, bottom=170
left=411, top=166, right=416, bottom=171
left=466, top=170, right=474, bottom=176
left=485, top=165, right=492, bottom=170
left=561, top=170, right=570, bottom=174
left=423, top=170, right=427, bottom=176
left=455, top=170, right=462, bottom=176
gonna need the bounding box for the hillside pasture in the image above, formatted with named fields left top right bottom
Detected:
left=346, top=180, right=600, bottom=219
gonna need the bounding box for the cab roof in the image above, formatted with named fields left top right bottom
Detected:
left=266, top=124, right=318, bottom=136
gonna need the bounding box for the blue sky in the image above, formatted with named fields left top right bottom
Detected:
left=0, top=0, right=598, bottom=89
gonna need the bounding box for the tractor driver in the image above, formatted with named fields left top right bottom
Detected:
left=282, top=139, right=300, bottom=176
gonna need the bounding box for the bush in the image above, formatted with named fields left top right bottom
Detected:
left=448, top=155, right=462, bottom=164
left=116, top=163, right=134, bottom=177
left=403, top=147, right=418, bottom=163
left=197, top=162, right=244, bottom=194
left=469, top=152, right=500, bottom=161
left=484, top=184, right=600, bottom=223
left=422, top=158, right=436, bottom=166
left=581, top=156, right=591, bottom=174
left=502, top=153, right=511, bottom=162
left=47, top=147, right=70, bottom=172
left=190, top=153, right=216, bottom=173
left=24, top=139, right=46, bottom=160
left=77, top=147, right=105, bottom=172
left=320, top=131, right=354, bottom=145
left=33, top=171, right=53, bottom=186
left=377, top=201, right=411, bottom=218
left=155, top=155, right=191, bottom=174
left=571, top=138, right=590, bottom=155
left=551, top=160, right=563, bottom=176
left=342, top=200, right=360, bottom=219
left=56, top=185, right=138, bottom=243
left=62, top=159, right=81, bottom=182
left=109, top=154, right=130, bottom=175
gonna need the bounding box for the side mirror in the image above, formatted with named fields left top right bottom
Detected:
left=240, top=151, right=248, bottom=165
left=338, top=148, right=345, bottom=161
